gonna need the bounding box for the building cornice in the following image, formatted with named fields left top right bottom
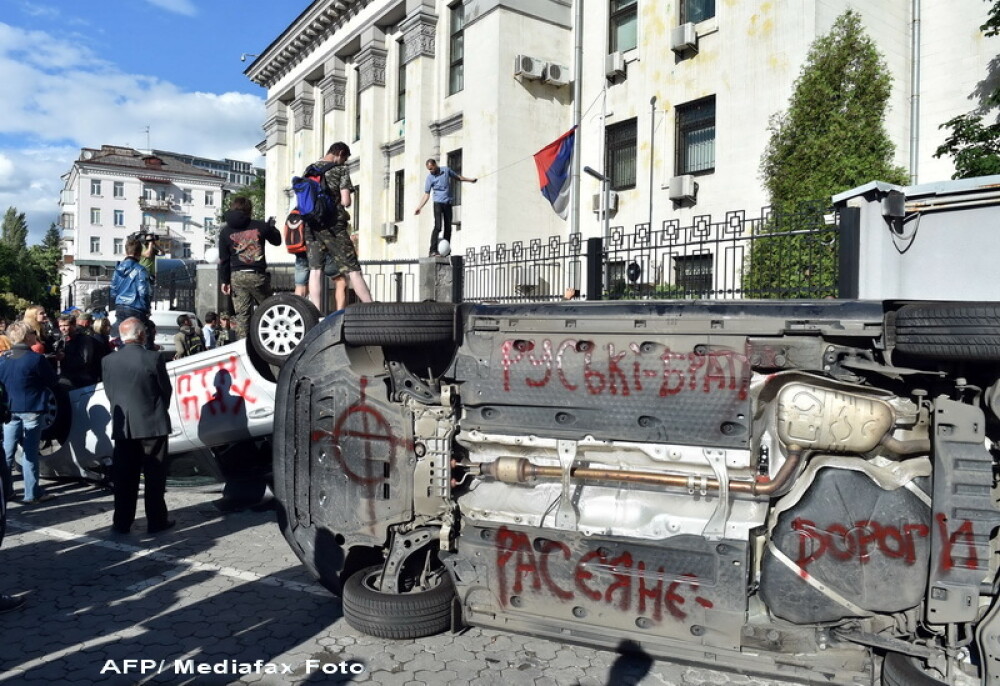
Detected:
left=428, top=112, right=463, bottom=137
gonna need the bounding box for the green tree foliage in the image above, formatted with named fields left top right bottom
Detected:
left=746, top=10, right=908, bottom=298
left=934, top=1, right=1000, bottom=178
left=0, top=213, right=59, bottom=319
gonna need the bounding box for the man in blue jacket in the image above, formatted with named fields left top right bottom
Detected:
left=0, top=321, right=59, bottom=503
left=110, top=237, right=152, bottom=335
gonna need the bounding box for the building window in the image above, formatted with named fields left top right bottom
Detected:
left=396, top=40, right=407, bottom=122
left=204, top=217, right=215, bottom=230
left=182, top=216, right=192, bottom=232
left=90, top=179, right=102, bottom=196
left=675, top=95, right=716, bottom=174
left=447, top=149, right=463, bottom=207
left=394, top=170, right=405, bottom=222
left=88, top=266, right=102, bottom=278
left=113, top=238, right=124, bottom=255
left=681, top=0, right=715, bottom=24
left=90, top=207, right=101, bottom=225
left=354, top=67, right=362, bottom=142
left=449, top=2, right=465, bottom=95
left=205, top=191, right=215, bottom=206
left=61, top=213, right=74, bottom=231
left=605, top=118, right=637, bottom=191
left=610, top=0, right=637, bottom=53
left=114, top=210, right=124, bottom=227
left=182, top=189, right=193, bottom=204
left=113, top=181, right=124, bottom=198
left=182, top=242, right=192, bottom=258
left=674, top=254, right=713, bottom=294
left=90, top=237, right=101, bottom=253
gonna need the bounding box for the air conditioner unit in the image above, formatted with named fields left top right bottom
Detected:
left=668, top=175, right=698, bottom=202
left=514, top=54, right=545, bottom=80
left=592, top=191, right=620, bottom=213
left=605, top=51, right=627, bottom=80
left=542, top=63, right=571, bottom=86
left=380, top=222, right=397, bottom=239
left=671, top=22, right=698, bottom=54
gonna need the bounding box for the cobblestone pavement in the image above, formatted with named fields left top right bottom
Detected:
left=0, top=480, right=803, bottom=686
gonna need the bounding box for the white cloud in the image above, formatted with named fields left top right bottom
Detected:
left=143, top=0, right=198, bottom=17
left=0, top=22, right=265, bottom=242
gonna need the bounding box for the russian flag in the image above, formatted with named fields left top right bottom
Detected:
left=534, top=126, right=576, bottom=220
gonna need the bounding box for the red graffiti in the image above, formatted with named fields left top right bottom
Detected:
left=791, top=516, right=979, bottom=573
left=176, top=355, right=258, bottom=421
left=495, top=526, right=713, bottom=624
left=501, top=338, right=748, bottom=400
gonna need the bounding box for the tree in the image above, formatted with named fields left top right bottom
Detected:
left=1, top=207, right=28, bottom=251
left=934, top=1, right=1000, bottom=178
left=745, top=10, right=908, bottom=298
left=27, top=223, right=63, bottom=311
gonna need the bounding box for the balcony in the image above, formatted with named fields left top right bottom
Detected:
left=138, top=198, right=174, bottom=212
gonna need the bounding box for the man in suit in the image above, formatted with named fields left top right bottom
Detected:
left=101, top=317, right=175, bottom=535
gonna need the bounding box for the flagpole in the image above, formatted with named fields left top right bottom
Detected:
left=569, top=0, right=583, bottom=237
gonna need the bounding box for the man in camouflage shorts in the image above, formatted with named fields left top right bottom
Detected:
left=306, top=142, right=372, bottom=312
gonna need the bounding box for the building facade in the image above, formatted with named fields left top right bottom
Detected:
left=246, top=0, right=998, bottom=287
left=58, top=145, right=230, bottom=308
left=150, top=149, right=263, bottom=191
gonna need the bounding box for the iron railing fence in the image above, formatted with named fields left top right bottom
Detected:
left=271, top=259, right=423, bottom=304
left=462, top=233, right=591, bottom=302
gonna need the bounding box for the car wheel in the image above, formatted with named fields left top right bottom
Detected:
left=342, top=303, right=456, bottom=346
left=249, top=293, right=321, bottom=368
left=881, top=652, right=948, bottom=686
left=890, top=302, right=1000, bottom=360
left=40, top=387, right=71, bottom=444
left=342, top=564, right=455, bottom=639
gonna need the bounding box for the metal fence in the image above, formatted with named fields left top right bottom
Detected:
left=271, top=259, right=422, bottom=304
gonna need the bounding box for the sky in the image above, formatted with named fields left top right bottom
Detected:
left=0, top=0, right=307, bottom=243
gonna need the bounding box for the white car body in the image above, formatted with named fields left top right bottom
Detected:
left=40, top=338, right=277, bottom=481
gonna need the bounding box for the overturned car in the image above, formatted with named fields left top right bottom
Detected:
left=273, top=299, right=1000, bottom=685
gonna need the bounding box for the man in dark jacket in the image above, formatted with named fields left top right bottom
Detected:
left=218, top=196, right=280, bottom=339
left=0, top=322, right=60, bottom=503
left=54, top=314, right=105, bottom=388
left=110, top=237, right=152, bottom=334
left=102, top=318, right=174, bottom=535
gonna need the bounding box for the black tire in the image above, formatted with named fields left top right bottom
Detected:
left=40, top=387, right=71, bottom=444
left=342, top=564, right=455, bottom=639
left=249, top=293, right=321, bottom=367
left=343, top=303, right=456, bottom=346
left=891, top=302, right=1000, bottom=361
left=881, top=652, right=948, bottom=686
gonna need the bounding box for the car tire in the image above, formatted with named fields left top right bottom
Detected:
left=249, top=293, right=321, bottom=367
left=881, top=652, right=948, bottom=686
left=342, top=303, right=456, bottom=346
left=342, top=564, right=455, bottom=639
left=890, top=302, right=1000, bottom=360
left=40, top=387, right=71, bottom=445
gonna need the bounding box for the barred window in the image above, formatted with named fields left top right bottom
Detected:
left=610, top=0, right=637, bottom=53
left=676, top=96, right=715, bottom=175
left=605, top=118, right=637, bottom=191
left=681, top=0, right=715, bottom=24
left=674, top=254, right=713, bottom=294
left=449, top=2, right=465, bottom=95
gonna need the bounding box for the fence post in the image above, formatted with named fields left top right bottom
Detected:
left=450, top=255, right=464, bottom=303
left=585, top=237, right=603, bottom=300
left=837, top=207, right=860, bottom=299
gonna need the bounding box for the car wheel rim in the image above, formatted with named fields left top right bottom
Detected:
left=42, top=391, right=57, bottom=431
left=258, top=304, right=307, bottom=356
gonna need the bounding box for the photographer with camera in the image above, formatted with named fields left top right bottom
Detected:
left=110, top=237, right=153, bottom=344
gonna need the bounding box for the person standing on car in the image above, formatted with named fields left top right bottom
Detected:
left=53, top=314, right=104, bottom=389
left=102, top=317, right=174, bottom=535
left=414, top=158, right=477, bottom=257
left=217, top=197, right=281, bottom=340
left=304, top=142, right=373, bottom=312
left=173, top=314, right=205, bottom=360
left=110, top=238, right=152, bottom=337
left=0, top=322, right=59, bottom=504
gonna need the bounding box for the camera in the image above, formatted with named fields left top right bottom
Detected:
left=130, top=231, right=161, bottom=244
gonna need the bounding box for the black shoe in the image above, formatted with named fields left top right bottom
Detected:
left=110, top=525, right=131, bottom=535
left=147, top=520, right=176, bottom=535
left=0, top=595, right=25, bottom=615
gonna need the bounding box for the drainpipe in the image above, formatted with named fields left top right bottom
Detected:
left=648, top=95, right=657, bottom=230
left=909, top=0, right=921, bottom=185
left=570, top=0, right=584, bottom=237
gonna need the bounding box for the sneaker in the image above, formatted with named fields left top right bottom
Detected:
left=0, top=595, right=26, bottom=615
left=23, top=493, right=55, bottom=505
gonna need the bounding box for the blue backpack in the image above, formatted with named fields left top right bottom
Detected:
left=291, top=162, right=337, bottom=229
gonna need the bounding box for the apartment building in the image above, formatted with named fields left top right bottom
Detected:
left=246, top=0, right=997, bottom=271
left=151, top=149, right=263, bottom=190
left=57, top=145, right=229, bottom=307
